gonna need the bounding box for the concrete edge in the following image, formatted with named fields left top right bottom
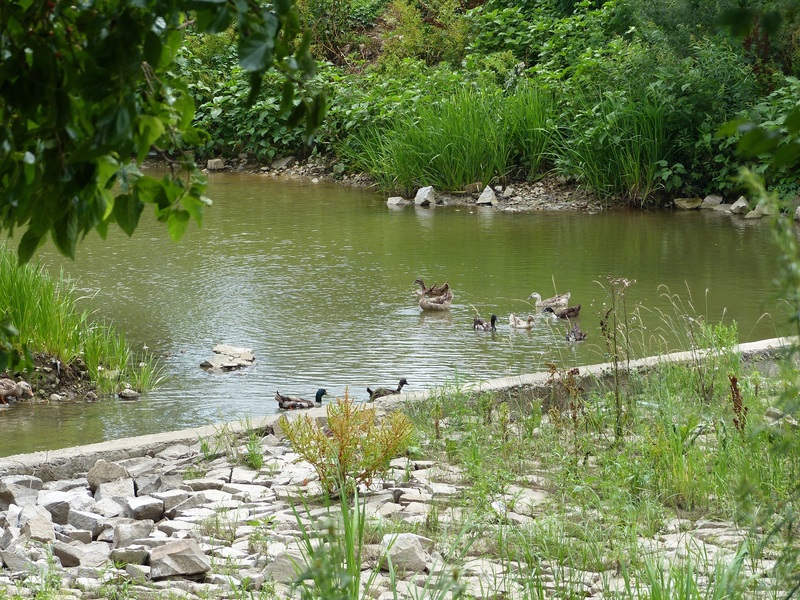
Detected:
left=1, top=336, right=794, bottom=480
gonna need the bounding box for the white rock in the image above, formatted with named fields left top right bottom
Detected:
left=207, top=158, right=225, bottom=171
left=414, top=186, right=435, bottom=206
left=387, top=196, right=406, bottom=206
left=150, top=539, right=212, bottom=579
left=476, top=185, right=497, bottom=206
left=730, top=196, right=750, bottom=215
left=382, top=533, right=432, bottom=572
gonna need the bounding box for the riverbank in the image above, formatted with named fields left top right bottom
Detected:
left=1, top=338, right=796, bottom=599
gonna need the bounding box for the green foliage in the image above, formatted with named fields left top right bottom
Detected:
left=555, top=90, right=673, bottom=206
left=0, top=243, right=161, bottom=394
left=344, top=86, right=532, bottom=193
left=380, top=0, right=469, bottom=66
left=280, top=392, right=413, bottom=496
left=0, top=0, right=319, bottom=263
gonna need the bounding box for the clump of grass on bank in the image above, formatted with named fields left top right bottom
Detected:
left=400, top=339, right=798, bottom=596
left=344, top=85, right=557, bottom=195
left=0, top=244, right=164, bottom=395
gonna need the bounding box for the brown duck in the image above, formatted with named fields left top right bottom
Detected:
left=0, top=377, right=34, bottom=405
left=543, top=304, right=581, bottom=319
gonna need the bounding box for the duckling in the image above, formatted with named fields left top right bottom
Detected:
left=367, top=378, right=408, bottom=401
left=473, top=314, right=497, bottom=331
left=0, top=377, right=34, bottom=405
left=543, top=304, right=581, bottom=319
left=275, top=388, right=329, bottom=410
left=566, top=324, right=587, bottom=341
left=528, top=292, right=571, bottom=308
left=509, top=313, right=535, bottom=329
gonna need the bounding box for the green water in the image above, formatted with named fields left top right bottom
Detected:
left=0, top=173, right=788, bottom=456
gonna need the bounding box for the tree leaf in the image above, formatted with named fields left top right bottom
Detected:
left=167, top=209, right=190, bottom=241
left=238, top=17, right=278, bottom=72
left=113, top=193, right=143, bottom=236
left=136, top=115, right=165, bottom=163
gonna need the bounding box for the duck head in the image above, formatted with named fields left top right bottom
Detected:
left=527, top=292, right=541, bottom=302
left=315, top=389, right=330, bottom=404
left=398, top=378, right=409, bottom=389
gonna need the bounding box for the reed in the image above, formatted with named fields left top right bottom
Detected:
left=348, top=87, right=515, bottom=194
left=505, top=81, right=558, bottom=179
left=0, top=243, right=163, bottom=394
left=555, top=89, right=671, bottom=206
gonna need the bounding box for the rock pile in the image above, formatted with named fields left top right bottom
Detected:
left=0, top=427, right=780, bottom=599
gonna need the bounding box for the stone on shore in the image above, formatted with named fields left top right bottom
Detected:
left=414, top=186, right=435, bottom=206
left=150, top=539, right=212, bottom=579
left=476, top=185, right=497, bottom=206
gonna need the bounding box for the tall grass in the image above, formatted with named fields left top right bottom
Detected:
left=555, top=89, right=671, bottom=207
left=505, top=81, right=557, bottom=179
left=346, top=87, right=517, bottom=194
left=0, top=243, right=164, bottom=394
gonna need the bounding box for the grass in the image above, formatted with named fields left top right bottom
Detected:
left=0, top=243, right=164, bottom=394
left=555, top=88, right=672, bottom=207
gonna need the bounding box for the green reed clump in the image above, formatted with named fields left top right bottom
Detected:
left=505, top=80, right=557, bottom=179
left=347, top=87, right=514, bottom=194
left=0, top=243, right=164, bottom=394
left=555, top=89, right=672, bottom=207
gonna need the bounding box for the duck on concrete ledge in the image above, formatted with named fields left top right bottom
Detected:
left=367, top=378, right=408, bottom=401
left=275, top=388, right=329, bottom=410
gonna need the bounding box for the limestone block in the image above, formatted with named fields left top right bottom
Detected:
left=68, top=509, right=107, bottom=539
left=476, top=185, right=497, bottom=206
left=94, top=478, right=135, bottom=502
left=87, top=460, right=130, bottom=493
left=125, top=496, right=164, bottom=521
left=149, top=539, right=212, bottom=579
left=262, top=549, right=304, bottom=584
left=113, top=520, right=154, bottom=548
left=39, top=489, right=94, bottom=524
left=381, top=533, right=432, bottom=572
left=414, top=186, right=435, bottom=206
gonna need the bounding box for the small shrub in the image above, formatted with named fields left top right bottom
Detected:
left=280, top=391, right=413, bottom=495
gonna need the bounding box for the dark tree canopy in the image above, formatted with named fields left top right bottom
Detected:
left=0, top=0, right=323, bottom=263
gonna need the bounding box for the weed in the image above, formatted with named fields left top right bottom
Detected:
left=280, top=390, right=413, bottom=496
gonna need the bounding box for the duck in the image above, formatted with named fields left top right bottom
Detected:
left=275, top=388, right=329, bottom=410
left=0, top=377, right=34, bottom=404
left=509, top=313, right=535, bottom=329
left=566, top=324, right=587, bottom=341
left=367, top=378, right=408, bottom=401
left=414, top=278, right=451, bottom=298
left=543, top=304, right=582, bottom=319
left=414, top=278, right=453, bottom=311
left=473, top=314, right=497, bottom=331
left=527, top=292, right=571, bottom=308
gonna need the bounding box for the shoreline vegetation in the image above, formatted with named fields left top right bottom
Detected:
left=0, top=339, right=798, bottom=599
left=0, top=244, right=164, bottom=402
left=177, top=1, right=800, bottom=210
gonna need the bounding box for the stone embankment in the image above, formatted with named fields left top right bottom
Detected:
left=0, top=337, right=793, bottom=598
left=0, top=432, right=772, bottom=600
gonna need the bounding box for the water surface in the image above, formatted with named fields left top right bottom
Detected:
left=0, top=173, right=788, bottom=456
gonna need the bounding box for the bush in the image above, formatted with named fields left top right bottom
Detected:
left=280, top=392, right=413, bottom=496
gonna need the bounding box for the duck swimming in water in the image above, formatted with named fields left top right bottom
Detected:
left=473, top=314, right=498, bottom=331
left=415, top=278, right=453, bottom=311
left=566, top=324, right=587, bottom=341
left=543, top=304, right=582, bottom=319
left=509, top=314, right=535, bottom=329
left=275, top=388, right=329, bottom=410
left=528, top=292, right=571, bottom=308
